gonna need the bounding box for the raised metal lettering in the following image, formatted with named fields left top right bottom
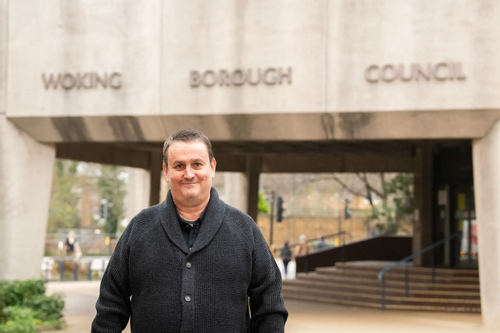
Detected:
left=231, top=70, right=246, bottom=86
left=109, top=73, right=122, bottom=89
left=278, top=67, right=292, bottom=85
left=203, top=70, right=217, bottom=87
left=190, top=71, right=201, bottom=87
left=263, top=68, right=277, bottom=85
left=364, top=65, right=379, bottom=83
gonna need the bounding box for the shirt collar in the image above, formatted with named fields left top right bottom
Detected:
left=175, top=202, right=209, bottom=227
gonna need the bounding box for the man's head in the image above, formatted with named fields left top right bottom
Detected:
left=162, top=129, right=216, bottom=208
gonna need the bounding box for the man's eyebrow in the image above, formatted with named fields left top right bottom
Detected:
left=171, top=160, right=185, bottom=165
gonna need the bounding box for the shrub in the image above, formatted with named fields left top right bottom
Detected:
left=0, top=307, right=39, bottom=333
left=0, top=280, right=65, bottom=333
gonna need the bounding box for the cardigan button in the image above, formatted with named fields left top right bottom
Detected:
left=186, top=262, right=192, bottom=268
left=185, top=295, right=192, bottom=302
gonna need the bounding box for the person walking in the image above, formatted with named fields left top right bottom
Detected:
left=280, top=241, right=292, bottom=278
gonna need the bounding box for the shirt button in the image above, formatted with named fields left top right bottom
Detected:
left=186, top=262, right=192, bottom=268
left=185, top=295, right=191, bottom=302
left=189, top=247, right=192, bottom=251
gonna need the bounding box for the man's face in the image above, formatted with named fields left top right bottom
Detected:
left=163, top=140, right=216, bottom=207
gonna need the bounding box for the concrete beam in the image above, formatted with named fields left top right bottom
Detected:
left=261, top=154, right=416, bottom=173
left=245, top=156, right=262, bottom=222
left=9, top=110, right=500, bottom=143
left=412, top=145, right=434, bottom=266
left=56, top=143, right=151, bottom=169
left=148, top=152, right=163, bottom=207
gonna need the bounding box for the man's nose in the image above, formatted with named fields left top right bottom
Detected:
left=184, top=166, right=195, bottom=178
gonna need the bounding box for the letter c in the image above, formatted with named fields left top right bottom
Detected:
left=365, top=65, right=379, bottom=83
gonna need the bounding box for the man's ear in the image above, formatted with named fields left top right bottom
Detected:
left=211, top=158, right=217, bottom=178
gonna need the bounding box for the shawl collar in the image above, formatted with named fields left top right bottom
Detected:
left=158, top=187, right=226, bottom=255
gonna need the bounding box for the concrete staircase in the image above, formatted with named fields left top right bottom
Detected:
left=282, top=262, right=480, bottom=313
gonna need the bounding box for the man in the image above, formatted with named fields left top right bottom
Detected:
left=91, top=129, right=287, bottom=332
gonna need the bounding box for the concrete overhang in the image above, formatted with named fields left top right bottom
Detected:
left=8, top=109, right=500, bottom=145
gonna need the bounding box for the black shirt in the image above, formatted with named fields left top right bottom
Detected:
left=176, top=207, right=207, bottom=250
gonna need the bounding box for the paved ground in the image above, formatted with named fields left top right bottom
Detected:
left=46, top=280, right=500, bottom=333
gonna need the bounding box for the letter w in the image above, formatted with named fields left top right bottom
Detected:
left=42, top=73, right=62, bottom=89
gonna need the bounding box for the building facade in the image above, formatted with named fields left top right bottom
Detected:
left=1, top=0, right=500, bottom=328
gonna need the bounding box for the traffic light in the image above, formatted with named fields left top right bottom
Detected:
left=344, top=200, right=352, bottom=220
left=99, top=199, right=108, bottom=221
left=276, top=196, right=285, bottom=222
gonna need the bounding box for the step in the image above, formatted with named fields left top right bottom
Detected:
left=282, top=293, right=481, bottom=313
left=285, top=279, right=480, bottom=299
left=282, top=285, right=481, bottom=306
left=314, top=268, right=480, bottom=284
left=332, top=263, right=479, bottom=277
left=296, top=273, right=480, bottom=291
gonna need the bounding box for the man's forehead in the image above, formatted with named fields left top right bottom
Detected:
left=168, top=141, right=209, bottom=161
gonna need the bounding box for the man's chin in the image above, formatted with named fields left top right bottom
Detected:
left=181, top=191, right=199, bottom=200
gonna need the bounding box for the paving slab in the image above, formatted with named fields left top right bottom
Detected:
left=46, top=280, right=500, bottom=333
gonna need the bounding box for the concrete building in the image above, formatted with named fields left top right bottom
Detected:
left=0, top=0, right=499, bottom=328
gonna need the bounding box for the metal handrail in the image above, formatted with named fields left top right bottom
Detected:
left=274, top=230, right=352, bottom=253
left=42, top=256, right=110, bottom=282
left=377, top=232, right=461, bottom=309
left=289, top=231, right=353, bottom=274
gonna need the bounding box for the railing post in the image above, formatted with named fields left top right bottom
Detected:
left=341, top=233, right=346, bottom=263
left=88, top=259, right=92, bottom=281
left=73, top=260, right=79, bottom=281
left=381, top=276, right=386, bottom=309
left=405, top=262, right=409, bottom=297
left=305, top=254, right=309, bottom=274
left=44, top=260, right=50, bottom=282
left=59, top=259, right=64, bottom=281
left=431, top=248, right=436, bottom=283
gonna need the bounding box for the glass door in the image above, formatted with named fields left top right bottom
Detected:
left=454, top=185, right=478, bottom=269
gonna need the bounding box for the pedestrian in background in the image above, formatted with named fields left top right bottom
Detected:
left=64, top=230, right=81, bottom=258
left=316, top=235, right=327, bottom=251
left=280, top=241, right=292, bottom=278
left=294, top=234, right=313, bottom=256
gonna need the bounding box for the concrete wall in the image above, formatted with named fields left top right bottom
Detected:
left=0, top=117, right=55, bottom=280
left=125, top=168, right=150, bottom=225
left=8, top=0, right=165, bottom=141
left=473, top=119, right=500, bottom=329
left=6, top=0, right=500, bottom=142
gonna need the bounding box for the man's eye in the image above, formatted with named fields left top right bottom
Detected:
left=174, top=165, right=183, bottom=169
left=195, top=163, right=202, bottom=167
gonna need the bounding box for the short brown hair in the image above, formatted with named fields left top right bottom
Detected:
left=162, top=129, right=214, bottom=167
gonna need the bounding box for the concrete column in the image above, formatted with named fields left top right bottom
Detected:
left=245, top=156, right=262, bottom=222
left=125, top=167, right=150, bottom=225
left=473, top=120, right=500, bottom=329
left=0, top=117, right=55, bottom=280
left=223, top=173, right=248, bottom=213
left=413, top=145, right=433, bottom=266
left=149, top=151, right=163, bottom=207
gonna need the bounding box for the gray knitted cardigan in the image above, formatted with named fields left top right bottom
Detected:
left=91, top=188, right=287, bottom=333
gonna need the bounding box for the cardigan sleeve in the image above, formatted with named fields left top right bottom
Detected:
left=91, top=224, right=133, bottom=333
left=248, top=224, right=288, bottom=333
